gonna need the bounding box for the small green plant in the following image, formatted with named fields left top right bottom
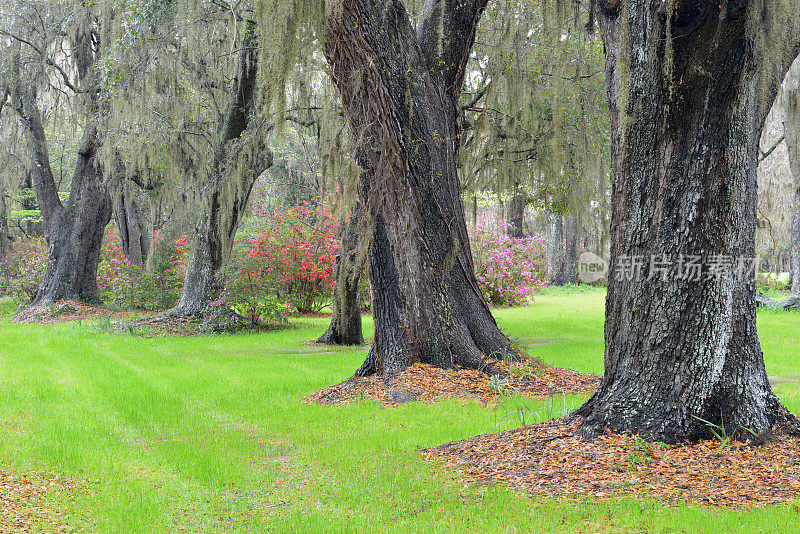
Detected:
left=692, top=413, right=758, bottom=455
left=489, top=375, right=516, bottom=396
left=495, top=401, right=535, bottom=430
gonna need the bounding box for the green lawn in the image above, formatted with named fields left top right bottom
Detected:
left=1, top=290, right=799, bottom=533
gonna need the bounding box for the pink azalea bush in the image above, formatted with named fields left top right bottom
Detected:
left=98, top=231, right=189, bottom=309
left=469, top=218, right=546, bottom=307
left=245, top=198, right=340, bottom=313
left=0, top=239, right=48, bottom=303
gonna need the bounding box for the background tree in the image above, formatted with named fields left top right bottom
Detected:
left=785, top=59, right=800, bottom=294
left=575, top=0, right=800, bottom=442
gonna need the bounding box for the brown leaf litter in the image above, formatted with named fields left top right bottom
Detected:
left=423, top=417, right=800, bottom=507
left=0, top=470, right=78, bottom=533
left=309, top=360, right=601, bottom=406
left=11, top=300, right=203, bottom=337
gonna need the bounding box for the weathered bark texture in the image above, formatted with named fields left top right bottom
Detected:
left=0, top=190, right=10, bottom=256
left=507, top=189, right=528, bottom=238
left=111, top=174, right=150, bottom=267
left=563, top=212, right=578, bottom=284
left=172, top=24, right=272, bottom=317
left=12, top=83, right=111, bottom=304
left=317, top=201, right=365, bottom=345
left=324, top=0, right=518, bottom=383
left=546, top=212, right=566, bottom=285
left=786, top=64, right=800, bottom=294
left=575, top=2, right=800, bottom=442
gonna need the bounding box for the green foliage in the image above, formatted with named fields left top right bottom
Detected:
left=757, top=273, right=789, bottom=295
left=215, top=246, right=294, bottom=327
left=0, top=239, right=47, bottom=304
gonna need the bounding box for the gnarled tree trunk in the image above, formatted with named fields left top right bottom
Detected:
left=317, top=201, right=365, bottom=345
left=575, top=1, right=800, bottom=443
left=546, top=212, right=565, bottom=285
left=786, top=61, right=800, bottom=295
left=172, top=23, right=272, bottom=317
left=12, top=84, right=111, bottom=305
left=563, top=212, right=578, bottom=284
left=507, top=188, right=528, bottom=238
left=111, top=174, right=150, bottom=267
left=0, top=189, right=10, bottom=256
left=324, top=0, right=517, bottom=383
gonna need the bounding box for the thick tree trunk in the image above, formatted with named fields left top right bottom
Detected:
left=111, top=174, right=150, bottom=267
left=546, top=212, right=565, bottom=285
left=317, top=201, right=365, bottom=345
left=575, top=2, right=800, bottom=443
left=33, top=124, right=112, bottom=305
left=172, top=23, right=272, bottom=317
left=0, top=190, right=10, bottom=257
left=563, top=212, right=578, bottom=284
left=12, top=83, right=111, bottom=305
left=324, top=0, right=517, bottom=383
left=507, top=189, right=528, bottom=238
left=786, top=65, right=800, bottom=295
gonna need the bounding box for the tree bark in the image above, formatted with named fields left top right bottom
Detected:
left=507, top=188, right=528, bottom=238
left=111, top=172, right=150, bottom=267
left=563, top=211, right=578, bottom=284
left=574, top=2, right=800, bottom=443
left=786, top=62, right=800, bottom=295
left=546, top=212, right=566, bottom=285
left=324, top=0, right=518, bottom=383
left=317, top=201, right=365, bottom=345
left=171, top=23, right=272, bottom=317
left=0, top=189, right=10, bottom=257
left=11, top=83, right=111, bottom=305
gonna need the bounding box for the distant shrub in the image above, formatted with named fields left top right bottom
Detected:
left=246, top=199, right=339, bottom=313
left=214, top=244, right=294, bottom=326
left=98, top=231, right=189, bottom=310
left=469, top=218, right=546, bottom=307
left=756, top=273, right=789, bottom=295
left=0, top=239, right=47, bottom=304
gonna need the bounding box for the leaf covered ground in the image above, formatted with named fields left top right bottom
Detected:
left=424, top=417, right=800, bottom=508
left=310, top=360, right=601, bottom=405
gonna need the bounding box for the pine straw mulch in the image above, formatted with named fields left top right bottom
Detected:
left=423, top=417, right=800, bottom=508
left=0, top=470, right=78, bottom=533
left=309, top=360, right=601, bottom=406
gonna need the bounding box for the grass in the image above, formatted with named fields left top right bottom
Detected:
left=0, top=291, right=799, bottom=532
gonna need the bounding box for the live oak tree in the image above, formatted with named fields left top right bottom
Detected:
left=3, top=1, right=112, bottom=305
left=319, top=0, right=519, bottom=381
left=171, top=20, right=273, bottom=317
left=785, top=59, right=800, bottom=294
left=316, top=200, right=366, bottom=345
left=574, top=0, right=800, bottom=442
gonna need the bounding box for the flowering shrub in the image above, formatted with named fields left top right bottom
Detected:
left=97, top=232, right=132, bottom=304
left=212, top=245, right=294, bottom=327
left=130, top=231, right=189, bottom=310
left=469, top=218, right=546, bottom=306
left=98, top=231, right=189, bottom=310
left=246, top=199, right=339, bottom=313
left=0, top=239, right=48, bottom=303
